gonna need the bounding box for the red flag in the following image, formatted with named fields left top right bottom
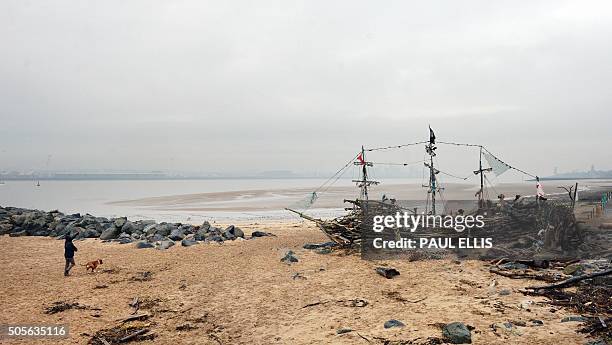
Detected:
left=357, top=152, right=365, bottom=165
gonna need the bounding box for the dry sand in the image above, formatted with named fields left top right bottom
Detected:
left=0, top=220, right=592, bottom=345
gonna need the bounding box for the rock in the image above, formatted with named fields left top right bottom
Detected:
left=9, top=230, right=27, bottom=237
left=169, top=228, right=186, bottom=241
left=222, top=225, right=244, bottom=240
left=144, top=224, right=158, bottom=236
left=194, top=228, right=208, bottom=241
left=121, top=221, right=137, bottom=234
left=491, top=322, right=522, bottom=336
left=281, top=250, right=298, bottom=264
left=205, top=235, right=224, bottom=243
left=251, top=230, right=274, bottom=238
left=114, top=217, right=127, bottom=228
left=561, top=316, right=588, bottom=322
left=100, top=227, right=120, bottom=240
left=135, top=241, right=154, bottom=249
left=375, top=267, right=400, bottom=279
left=499, top=289, right=511, bottom=296
left=303, top=242, right=336, bottom=250
left=11, top=214, right=26, bottom=226
left=155, top=223, right=174, bottom=237
left=530, top=319, right=544, bottom=326
left=443, top=322, right=472, bottom=344
left=200, top=221, right=211, bottom=232
left=315, top=248, right=332, bottom=254
left=181, top=239, right=198, bottom=247
left=159, top=240, right=175, bottom=250
left=336, top=328, right=353, bottom=334
left=384, top=319, right=405, bottom=329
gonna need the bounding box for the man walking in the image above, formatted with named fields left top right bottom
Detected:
left=64, top=235, right=78, bottom=276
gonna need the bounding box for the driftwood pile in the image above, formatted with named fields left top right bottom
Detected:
left=290, top=199, right=581, bottom=256
left=490, top=259, right=611, bottom=343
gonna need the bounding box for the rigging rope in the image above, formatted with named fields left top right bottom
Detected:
left=366, top=141, right=428, bottom=152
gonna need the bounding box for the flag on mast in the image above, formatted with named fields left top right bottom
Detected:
left=429, top=126, right=436, bottom=145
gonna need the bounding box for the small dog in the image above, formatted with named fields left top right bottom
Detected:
left=82, top=259, right=103, bottom=272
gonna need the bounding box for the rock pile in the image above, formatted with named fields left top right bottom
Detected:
left=0, top=206, right=272, bottom=249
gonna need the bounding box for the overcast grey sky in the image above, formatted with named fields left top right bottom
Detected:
left=1, top=0, right=611, bottom=176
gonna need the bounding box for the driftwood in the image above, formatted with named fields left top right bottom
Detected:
left=525, top=268, right=612, bottom=290
left=119, top=329, right=149, bottom=343
left=118, top=313, right=150, bottom=323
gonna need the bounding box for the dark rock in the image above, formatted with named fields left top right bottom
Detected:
left=442, top=322, right=472, bottom=344
left=100, top=227, right=120, bottom=240
left=251, top=230, right=274, bottom=238
left=155, top=223, right=174, bottom=237
left=169, top=228, right=186, bottom=241
left=121, top=221, right=137, bottom=234
left=144, top=224, right=158, bottom=236
left=181, top=239, right=198, bottom=247
left=375, top=267, right=400, bottom=279
left=530, top=319, right=544, bottom=326
left=116, top=237, right=133, bottom=244
left=205, top=235, right=224, bottom=243
left=303, top=242, right=336, bottom=250
left=281, top=250, right=298, bottom=264
left=315, top=248, right=332, bottom=254
left=384, top=319, right=405, bottom=329
left=222, top=225, right=244, bottom=240
left=159, top=240, right=175, bottom=250
left=336, top=328, right=353, bottom=334
left=135, top=241, right=155, bottom=249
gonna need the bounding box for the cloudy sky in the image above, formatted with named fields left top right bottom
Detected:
left=1, top=0, right=611, bottom=176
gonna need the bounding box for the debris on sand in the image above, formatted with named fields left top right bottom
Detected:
left=176, top=323, right=198, bottom=331
left=375, top=267, right=400, bottom=279
left=130, top=271, right=153, bottom=282
left=44, top=301, right=100, bottom=314
left=89, top=323, right=154, bottom=345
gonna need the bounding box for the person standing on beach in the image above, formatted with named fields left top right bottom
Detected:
left=64, top=235, right=78, bottom=276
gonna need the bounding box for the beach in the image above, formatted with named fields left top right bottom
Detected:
left=0, top=220, right=592, bottom=345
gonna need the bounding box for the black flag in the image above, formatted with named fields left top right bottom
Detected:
left=429, top=126, right=436, bottom=144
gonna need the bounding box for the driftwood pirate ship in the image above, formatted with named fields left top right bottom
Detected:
left=287, top=127, right=581, bottom=254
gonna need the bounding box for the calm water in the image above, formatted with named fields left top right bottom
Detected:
left=0, top=179, right=362, bottom=222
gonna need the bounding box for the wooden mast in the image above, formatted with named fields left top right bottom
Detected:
left=474, top=146, right=492, bottom=208
left=352, top=145, right=378, bottom=201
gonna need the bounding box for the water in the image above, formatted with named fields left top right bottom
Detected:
left=0, top=179, right=362, bottom=222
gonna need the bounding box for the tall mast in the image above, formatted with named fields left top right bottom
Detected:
left=474, top=146, right=492, bottom=208
left=353, top=145, right=378, bottom=201
left=425, top=126, right=439, bottom=215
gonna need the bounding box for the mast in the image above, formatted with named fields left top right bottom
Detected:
left=473, top=146, right=492, bottom=208
left=352, top=145, right=378, bottom=201
left=425, top=126, right=439, bottom=215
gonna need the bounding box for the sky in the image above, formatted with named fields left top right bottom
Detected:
left=1, top=0, right=611, bottom=177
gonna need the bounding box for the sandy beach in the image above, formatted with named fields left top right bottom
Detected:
left=0, top=219, right=594, bottom=345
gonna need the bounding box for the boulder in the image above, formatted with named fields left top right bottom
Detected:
left=100, top=227, right=120, bottom=240
left=155, top=223, right=175, bottom=237
left=144, top=224, right=158, bottom=236
left=11, top=214, right=26, bottom=226
left=169, top=228, right=186, bottom=241
left=114, top=217, right=127, bottom=228
left=159, top=240, right=175, bottom=250
left=135, top=241, right=155, bottom=249
left=121, top=221, right=137, bottom=234
left=205, top=235, right=224, bottom=243
left=442, top=322, right=472, bottom=344
left=222, top=225, right=244, bottom=240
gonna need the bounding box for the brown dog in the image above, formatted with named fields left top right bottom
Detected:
left=82, top=259, right=103, bottom=272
